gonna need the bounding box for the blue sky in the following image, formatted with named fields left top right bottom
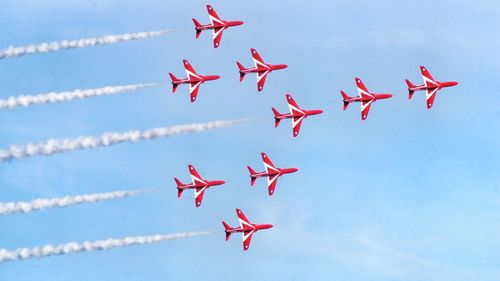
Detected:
left=0, top=0, right=499, bottom=280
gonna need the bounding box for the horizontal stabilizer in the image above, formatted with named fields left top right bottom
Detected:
left=192, top=19, right=202, bottom=39
left=174, top=178, right=184, bottom=198
left=169, top=73, right=179, bottom=93
left=405, top=79, right=416, bottom=88
left=222, top=221, right=232, bottom=241
left=405, top=79, right=416, bottom=100
left=236, top=62, right=246, bottom=82
left=247, top=166, right=257, bottom=186
left=271, top=107, right=281, bottom=127
left=340, top=91, right=350, bottom=111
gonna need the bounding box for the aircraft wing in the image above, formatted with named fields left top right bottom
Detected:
left=183, top=60, right=201, bottom=81
left=292, top=116, right=305, bottom=137
left=188, top=165, right=206, bottom=185
left=194, top=186, right=207, bottom=207
left=361, top=100, right=373, bottom=120
left=420, top=66, right=439, bottom=88
left=261, top=153, right=278, bottom=173
left=425, top=88, right=439, bottom=109
left=242, top=230, right=255, bottom=251
left=189, top=81, right=202, bottom=102
left=212, top=26, right=225, bottom=48
left=356, top=78, right=374, bottom=100
left=207, top=5, right=224, bottom=26
left=236, top=209, right=254, bottom=230
left=251, top=48, right=267, bottom=69
left=267, top=174, right=279, bottom=196
left=286, top=94, right=303, bottom=115
left=256, top=70, right=269, bottom=92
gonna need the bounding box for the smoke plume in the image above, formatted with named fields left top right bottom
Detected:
left=0, top=232, right=212, bottom=263
left=0, top=119, right=248, bottom=162
left=0, top=188, right=159, bottom=215
left=0, top=30, right=176, bottom=60
left=0, top=83, right=156, bottom=110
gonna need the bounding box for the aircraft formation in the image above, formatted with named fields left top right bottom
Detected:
left=0, top=3, right=461, bottom=256
left=168, top=4, right=459, bottom=251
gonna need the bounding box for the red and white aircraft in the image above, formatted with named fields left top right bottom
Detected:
left=405, top=66, right=458, bottom=109
left=222, top=208, right=273, bottom=251
left=174, top=165, right=225, bottom=207
left=272, top=94, right=323, bottom=137
left=192, top=5, right=244, bottom=48
left=247, top=152, right=298, bottom=196
left=341, top=78, right=393, bottom=120
left=237, top=48, right=288, bottom=92
left=169, top=60, right=221, bottom=103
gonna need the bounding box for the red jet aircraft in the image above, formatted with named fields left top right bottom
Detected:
left=341, top=78, right=393, bottom=120
left=272, top=94, right=323, bottom=137
left=174, top=165, right=225, bottom=207
left=237, top=48, right=288, bottom=92
left=247, top=152, right=298, bottom=196
left=192, top=5, right=244, bottom=48
left=222, top=208, right=273, bottom=251
left=405, top=66, right=458, bottom=109
left=169, top=60, right=220, bottom=103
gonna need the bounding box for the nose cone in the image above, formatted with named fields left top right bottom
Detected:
left=261, top=224, right=273, bottom=230
left=288, top=168, right=299, bottom=173
left=206, top=75, right=221, bottom=81
left=212, top=180, right=225, bottom=186
left=233, top=21, right=244, bottom=26
left=450, top=81, right=459, bottom=86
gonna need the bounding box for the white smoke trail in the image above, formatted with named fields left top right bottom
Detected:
left=0, top=119, right=248, bottom=162
left=0, top=188, right=159, bottom=215
left=0, top=29, right=176, bottom=60
left=0, top=231, right=212, bottom=263
left=0, top=83, right=156, bottom=110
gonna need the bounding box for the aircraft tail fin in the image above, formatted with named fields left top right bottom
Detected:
left=169, top=73, right=179, bottom=93
left=174, top=178, right=184, bottom=198
left=271, top=107, right=281, bottom=127
left=192, top=18, right=202, bottom=39
left=405, top=79, right=416, bottom=100
left=247, top=166, right=257, bottom=186
left=236, top=62, right=246, bottom=82
left=222, top=221, right=232, bottom=241
left=341, top=90, right=350, bottom=111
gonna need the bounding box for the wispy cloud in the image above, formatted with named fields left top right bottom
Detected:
left=353, top=230, right=446, bottom=279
